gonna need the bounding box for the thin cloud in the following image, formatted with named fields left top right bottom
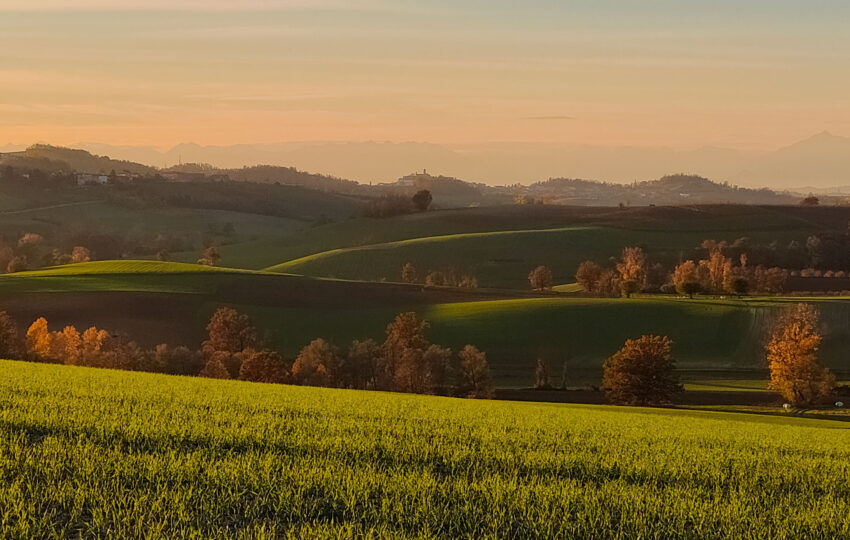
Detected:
left=0, top=0, right=383, bottom=10
left=524, top=115, right=575, bottom=121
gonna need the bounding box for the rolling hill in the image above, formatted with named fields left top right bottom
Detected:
left=3, top=261, right=850, bottom=389
left=261, top=204, right=850, bottom=287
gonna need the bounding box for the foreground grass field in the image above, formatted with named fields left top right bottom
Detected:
left=1, top=360, right=849, bottom=538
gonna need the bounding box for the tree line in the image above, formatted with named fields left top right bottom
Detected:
left=363, top=189, right=432, bottom=218
left=400, top=262, right=478, bottom=288
left=0, top=308, right=494, bottom=399
left=561, top=234, right=850, bottom=298
left=563, top=243, right=791, bottom=297
left=0, top=232, right=91, bottom=274
left=594, top=303, right=836, bottom=408
left=0, top=302, right=837, bottom=409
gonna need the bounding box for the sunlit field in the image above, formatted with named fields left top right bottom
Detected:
left=1, top=360, right=849, bottom=538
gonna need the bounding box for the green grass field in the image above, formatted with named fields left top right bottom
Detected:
left=9, top=260, right=263, bottom=277
left=0, top=180, right=364, bottom=268
left=2, top=262, right=850, bottom=389
left=267, top=224, right=818, bottom=288
left=261, top=205, right=846, bottom=287
left=1, top=360, right=848, bottom=538
left=170, top=203, right=844, bottom=271
left=2, top=189, right=842, bottom=277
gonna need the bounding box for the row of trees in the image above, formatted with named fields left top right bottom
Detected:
left=571, top=244, right=789, bottom=297
left=598, top=303, right=835, bottom=407
left=670, top=241, right=789, bottom=297
left=1, top=231, right=223, bottom=272
left=364, top=190, right=433, bottom=218
left=2, top=301, right=836, bottom=408
left=654, top=233, right=850, bottom=273
left=5, top=307, right=494, bottom=399
left=0, top=232, right=91, bottom=274
left=401, top=262, right=478, bottom=288
left=199, top=309, right=493, bottom=397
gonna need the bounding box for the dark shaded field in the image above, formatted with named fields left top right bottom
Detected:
left=2, top=262, right=850, bottom=396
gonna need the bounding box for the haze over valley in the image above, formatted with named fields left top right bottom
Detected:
left=3, top=130, right=835, bottom=189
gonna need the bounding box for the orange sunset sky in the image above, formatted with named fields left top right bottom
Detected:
left=0, top=0, right=848, bottom=151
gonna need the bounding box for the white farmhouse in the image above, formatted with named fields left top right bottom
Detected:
left=76, top=173, right=109, bottom=186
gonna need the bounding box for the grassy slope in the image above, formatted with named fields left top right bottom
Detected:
left=2, top=191, right=846, bottom=274
left=267, top=225, right=814, bottom=288
left=262, top=204, right=850, bottom=286
left=9, top=260, right=260, bottom=276
left=168, top=203, right=832, bottom=270
left=1, top=360, right=848, bottom=538
left=3, top=261, right=850, bottom=388
left=0, top=181, right=364, bottom=263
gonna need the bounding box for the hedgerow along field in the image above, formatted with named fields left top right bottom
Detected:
left=2, top=261, right=850, bottom=388
left=2, top=360, right=849, bottom=538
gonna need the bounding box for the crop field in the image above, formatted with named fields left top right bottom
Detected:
left=0, top=360, right=848, bottom=538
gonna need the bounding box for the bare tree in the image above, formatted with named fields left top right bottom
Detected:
left=534, top=358, right=551, bottom=390
left=528, top=265, right=554, bottom=291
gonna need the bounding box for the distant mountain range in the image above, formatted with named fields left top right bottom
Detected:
left=50, top=132, right=850, bottom=189
left=0, top=143, right=826, bottom=208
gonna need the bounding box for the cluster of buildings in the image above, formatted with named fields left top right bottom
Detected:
left=75, top=172, right=138, bottom=186
left=75, top=170, right=229, bottom=186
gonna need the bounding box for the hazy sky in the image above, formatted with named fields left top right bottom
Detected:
left=1, top=0, right=848, bottom=150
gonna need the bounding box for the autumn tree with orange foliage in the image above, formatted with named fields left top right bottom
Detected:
left=51, top=326, right=82, bottom=366
left=381, top=312, right=429, bottom=387
left=766, top=304, right=835, bottom=407
left=26, top=317, right=52, bottom=361
left=457, top=345, right=494, bottom=399
left=200, top=353, right=230, bottom=379
left=202, top=307, right=258, bottom=356
left=14, top=306, right=495, bottom=400
left=602, top=335, right=681, bottom=406
left=616, top=247, right=647, bottom=298
left=239, top=348, right=287, bottom=383
left=292, top=338, right=339, bottom=387
left=672, top=260, right=701, bottom=298
left=575, top=260, right=602, bottom=292
left=201, top=307, right=261, bottom=378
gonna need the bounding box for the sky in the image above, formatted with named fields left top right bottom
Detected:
left=0, top=0, right=848, bottom=151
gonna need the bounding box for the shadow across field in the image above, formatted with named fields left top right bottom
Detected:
left=498, top=388, right=782, bottom=407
